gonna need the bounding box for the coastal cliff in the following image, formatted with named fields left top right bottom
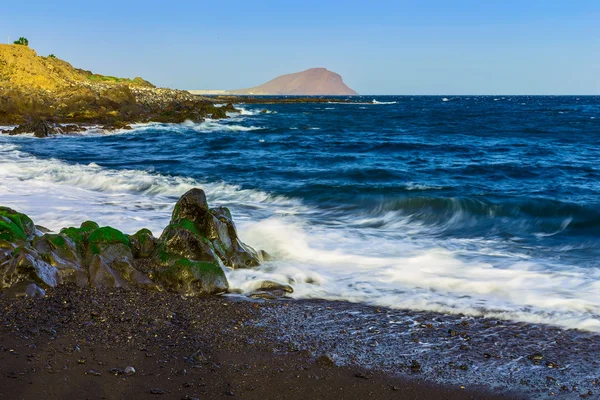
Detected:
left=230, top=68, right=358, bottom=96
left=0, top=44, right=231, bottom=129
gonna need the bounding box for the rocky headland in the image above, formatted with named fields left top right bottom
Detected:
left=0, top=44, right=237, bottom=137
left=0, top=45, right=360, bottom=138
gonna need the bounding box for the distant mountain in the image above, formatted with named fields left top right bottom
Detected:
left=230, top=68, right=357, bottom=96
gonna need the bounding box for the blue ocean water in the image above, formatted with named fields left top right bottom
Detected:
left=1, top=96, right=599, bottom=330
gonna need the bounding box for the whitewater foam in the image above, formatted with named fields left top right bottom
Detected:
left=371, top=99, right=398, bottom=105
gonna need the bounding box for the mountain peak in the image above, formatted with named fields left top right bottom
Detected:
left=230, top=68, right=357, bottom=96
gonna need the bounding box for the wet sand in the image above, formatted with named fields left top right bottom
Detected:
left=2, top=285, right=592, bottom=399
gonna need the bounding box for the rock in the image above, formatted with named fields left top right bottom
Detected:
left=148, top=188, right=263, bottom=295
left=410, top=360, right=421, bottom=372
left=256, top=280, right=293, bottom=293
left=220, top=103, right=239, bottom=113
left=0, top=207, right=39, bottom=243
left=101, top=121, right=133, bottom=131
left=60, top=124, right=84, bottom=134
left=210, top=107, right=228, bottom=120
left=258, top=250, right=272, bottom=262
left=130, top=229, right=157, bottom=258
left=260, top=109, right=268, bottom=114
left=109, top=367, right=125, bottom=375
left=246, top=280, right=293, bottom=299
left=528, top=352, right=544, bottom=365
left=87, top=226, right=132, bottom=260
left=150, top=388, right=166, bottom=395
left=3, top=281, right=46, bottom=298
left=124, top=366, right=136, bottom=376
left=172, top=188, right=209, bottom=223
left=32, top=233, right=86, bottom=285
left=86, top=369, right=101, bottom=376
left=9, top=119, right=59, bottom=138
left=150, top=258, right=228, bottom=296
left=35, top=225, right=52, bottom=233
left=0, top=246, right=60, bottom=289
left=316, top=355, right=335, bottom=367
left=89, top=255, right=128, bottom=288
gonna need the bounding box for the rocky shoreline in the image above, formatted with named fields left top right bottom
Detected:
left=0, top=44, right=358, bottom=138
left=3, top=189, right=598, bottom=399
left=0, top=189, right=286, bottom=299
left=0, top=188, right=518, bottom=399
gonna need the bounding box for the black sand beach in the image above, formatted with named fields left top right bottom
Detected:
left=6, top=284, right=595, bottom=399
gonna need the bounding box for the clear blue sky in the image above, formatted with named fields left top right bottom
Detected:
left=2, top=0, right=599, bottom=94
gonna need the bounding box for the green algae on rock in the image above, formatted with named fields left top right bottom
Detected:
left=0, top=188, right=268, bottom=297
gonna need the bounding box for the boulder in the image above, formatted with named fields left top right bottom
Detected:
left=9, top=119, right=60, bottom=138
left=130, top=229, right=157, bottom=258
left=210, top=107, right=228, bottom=120
left=0, top=207, right=39, bottom=242
left=3, top=281, right=46, bottom=298
left=165, top=189, right=260, bottom=269
left=0, top=246, right=60, bottom=289
left=220, top=103, right=239, bottom=113
left=32, top=233, right=87, bottom=286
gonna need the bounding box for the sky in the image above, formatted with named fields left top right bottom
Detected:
left=1, top=0, right=599, bottom=94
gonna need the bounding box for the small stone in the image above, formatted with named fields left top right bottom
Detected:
left=86, top=370, right=101, bottom=376
left=109, top=368, right=124, bottom=376
left=354, top=372, right=370, bottom=379
left=124, top=366, right=136, bottom=376
left=528, top=352, right=544, bottom=361
left=410, top=360, right=421, bottom=372
left=151, top=388, right=166, bottom=395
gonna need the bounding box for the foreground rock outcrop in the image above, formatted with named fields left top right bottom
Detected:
left=0, top=189, right=269, bottom=297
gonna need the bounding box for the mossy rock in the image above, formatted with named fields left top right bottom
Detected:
left=157, top=224, right=219, bottom=264
left=32, top=233, right=86, bottom=285
left=0, top=207, right=37, bottom=242
left=59, top=221, right=100, bottom=255
left=171, top=189, right=209, bottom=224
left=130, top=228, right=157, bottom=259
left=150, top=258, right=228, bottom=295
left=87, top=226, right=131, bottom=256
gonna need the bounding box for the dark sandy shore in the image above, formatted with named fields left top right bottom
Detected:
left=0, top=285, right=525, bottom=400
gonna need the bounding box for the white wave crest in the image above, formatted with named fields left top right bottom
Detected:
left=0, top=142, right=299, bottom=234
left=371, top=99, right=398, bottom=105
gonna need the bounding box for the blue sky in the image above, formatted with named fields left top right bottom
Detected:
left=2, top=0, right=599, bottom=94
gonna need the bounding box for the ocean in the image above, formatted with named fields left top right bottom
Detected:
left=1, top=95, right=599, bottom=332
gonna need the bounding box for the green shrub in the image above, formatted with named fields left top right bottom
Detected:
left=13, top=37, right=28, bottom=46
